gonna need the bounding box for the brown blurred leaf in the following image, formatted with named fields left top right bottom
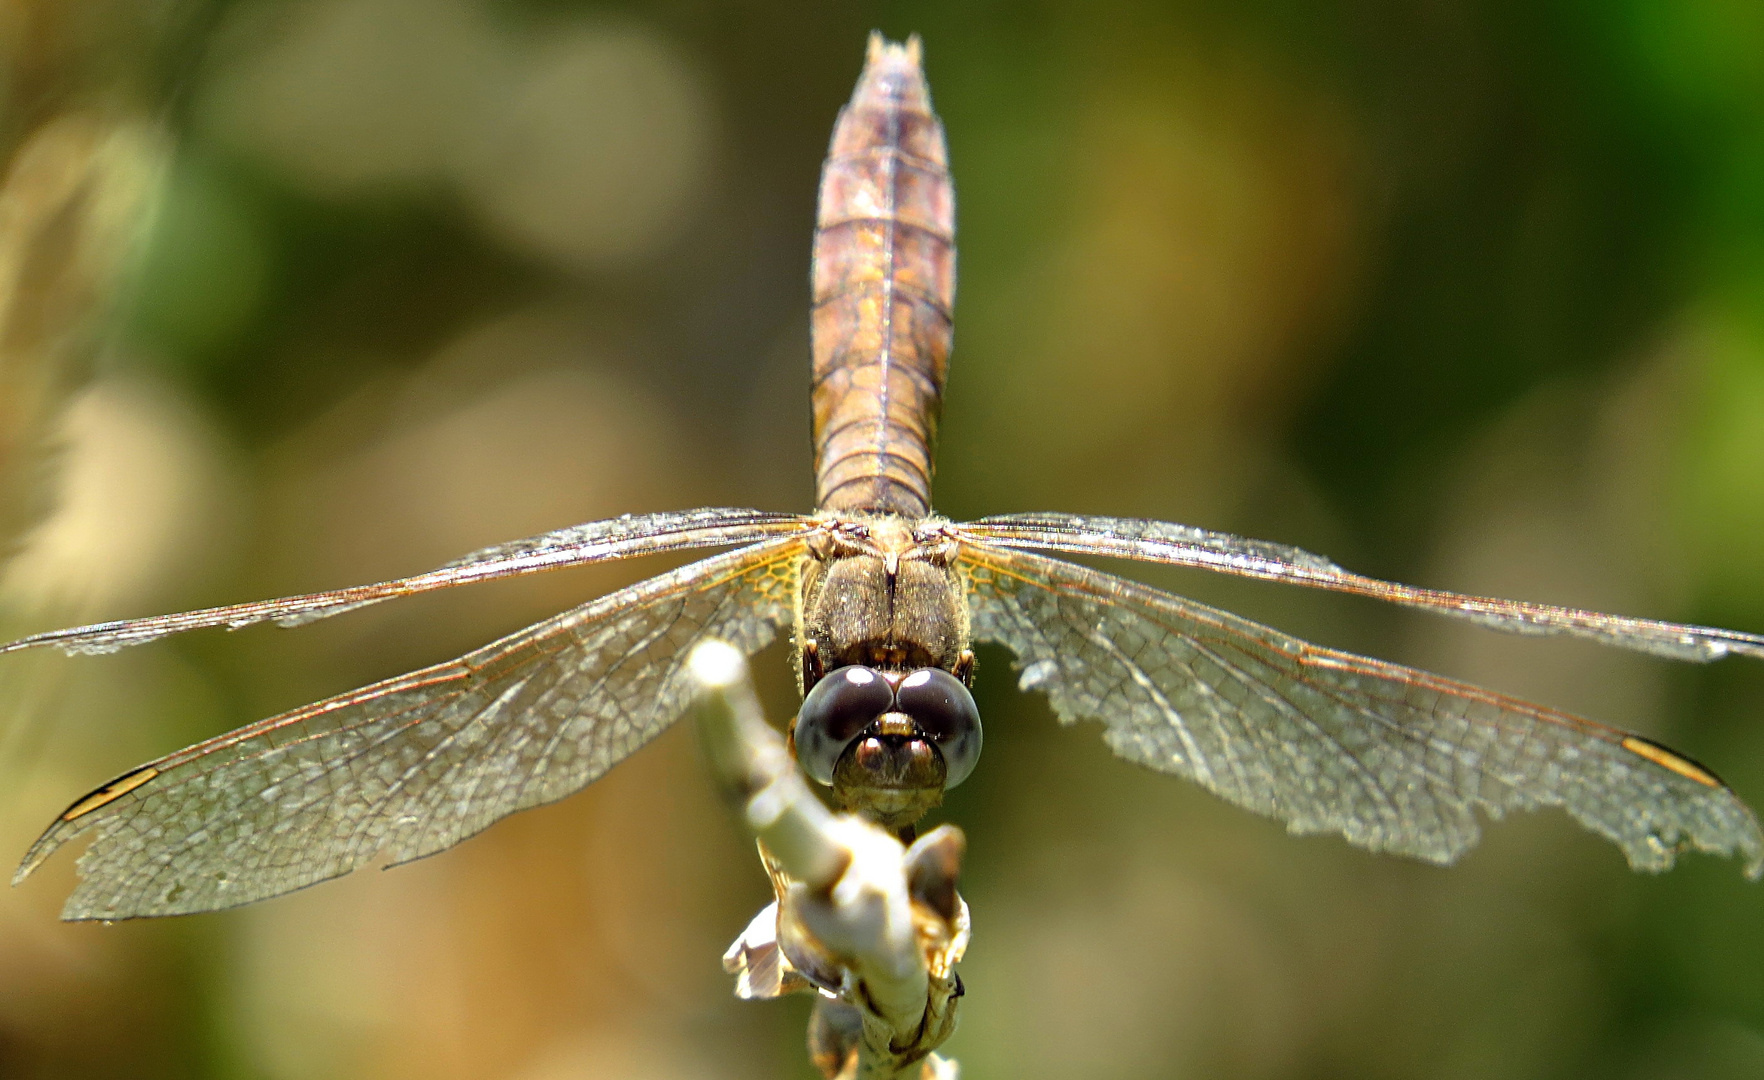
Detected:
left=0, top=112, right=163, bottom=560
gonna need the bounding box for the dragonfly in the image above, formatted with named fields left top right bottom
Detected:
left=8, top=33, right=1762, bottom=923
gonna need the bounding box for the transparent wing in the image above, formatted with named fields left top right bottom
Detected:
left=958, top=542, right=1764, bottom=878
left=955, top=514, right=1764, bottom=664
left=1, top=508, right=811, bottom=656
left=15, top=538, right=804, bottom=920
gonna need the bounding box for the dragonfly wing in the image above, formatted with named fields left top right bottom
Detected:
left=16, top=538, right=803, bottom=920
left=1, top=507, right=811, bottom=656
left=958, top=542, right=1764, bottom=878
left=956, top=514, right=1764, bottom=664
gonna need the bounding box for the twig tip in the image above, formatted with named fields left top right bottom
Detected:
left=689, top=639, right=746, bottom=689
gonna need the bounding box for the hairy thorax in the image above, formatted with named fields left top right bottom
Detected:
left=796, top=514, right=967, bottom=684
left=795, top=514, right=972, bottom=828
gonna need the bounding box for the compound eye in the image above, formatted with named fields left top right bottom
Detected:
left=893, top=668, right=983, bottom=788
left=793, top=666, right=895, bottom=784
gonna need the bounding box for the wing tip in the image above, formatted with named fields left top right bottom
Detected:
left=1732, top=813, right=1763, bottom=882
left=0, top=624, right=126, bottom=656
left=1609, top=803, right=1764, bottom=882
left=12, top=825, right=67, bottom=888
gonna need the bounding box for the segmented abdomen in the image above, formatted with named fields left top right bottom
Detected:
left=810, top=34, right=954, bottom=518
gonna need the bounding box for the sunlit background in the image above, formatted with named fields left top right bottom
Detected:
left=4, top=1, right=1764, bottom=1077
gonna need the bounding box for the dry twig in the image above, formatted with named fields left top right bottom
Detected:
left=691, top=640, right=968, bottom=1080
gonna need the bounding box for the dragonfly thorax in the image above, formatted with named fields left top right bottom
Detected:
left=796, top=516, right=969, bottom=690
left=794, top=517, right=976, bottom=829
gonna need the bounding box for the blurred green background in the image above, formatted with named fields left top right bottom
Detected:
left=4, top=0, right=1764, bottom=1077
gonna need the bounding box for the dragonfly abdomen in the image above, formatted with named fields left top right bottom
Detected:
left=811, top=34, right=954, bottom=518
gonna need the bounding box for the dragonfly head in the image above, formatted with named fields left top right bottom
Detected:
left=790, top=665, right=982, bottom=829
